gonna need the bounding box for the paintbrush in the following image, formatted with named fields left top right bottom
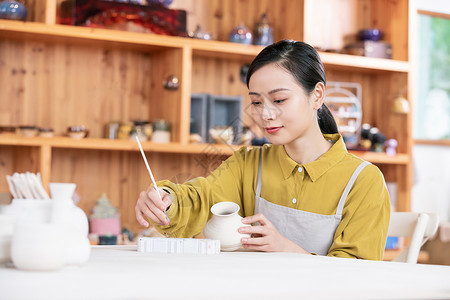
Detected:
left=135, top=136, right=170, bottom=225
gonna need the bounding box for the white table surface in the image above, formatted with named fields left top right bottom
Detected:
left=1, top=245, right=450, bottom=300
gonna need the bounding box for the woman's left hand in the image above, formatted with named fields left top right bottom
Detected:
left=239, top=213, right=309, bottom=253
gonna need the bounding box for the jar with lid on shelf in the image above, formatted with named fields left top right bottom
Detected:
left=151, top=120, right=170, bottom=143
left=129, top=121, right=149, bottom=142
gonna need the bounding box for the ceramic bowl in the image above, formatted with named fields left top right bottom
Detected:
left=67, top=126, right=89, bottom=139
left=18, top=126, right=39, bottom=137
left=39, top=127, right=54, bottom=138
left=358, top=28, right=382, bottom=41
left=209, top=126, right=234, bottom=145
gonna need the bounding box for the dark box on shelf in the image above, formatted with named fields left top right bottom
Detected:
left=190, top=94, right=243, bottom=144
left=342, top=41, right=392, bottom=59
left=190, top=93, right=209, bottom=143
left=207, top=94, right=243, bottom=144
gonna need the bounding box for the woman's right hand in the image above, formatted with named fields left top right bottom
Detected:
left=135, top=186, right=173, bottom=227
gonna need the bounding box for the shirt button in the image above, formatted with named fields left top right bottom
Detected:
left=298, top=166, right=303, bottom=172
left=292, top=198, right=297, bottom=204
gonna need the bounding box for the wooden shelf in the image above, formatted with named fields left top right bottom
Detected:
left=319, top=52, right=410, bottom=73
left=0, top=20, right=410, bottom=72
left=414, top=139, right=450, bottom=147
left=0, top=135, right=239, bottom=155
left=348, top=151, right=410, bottom=165
left=0, top=135, right=410, bottom=164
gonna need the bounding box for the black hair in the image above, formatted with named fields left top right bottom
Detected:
left=246, top=40, right=338, bottom=135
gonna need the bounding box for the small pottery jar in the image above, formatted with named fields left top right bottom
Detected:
left=0, top=0, right=27, bottom=21
left=151, top=120, right=171, bottom=143
left=203, top=202, right=250, bottom=251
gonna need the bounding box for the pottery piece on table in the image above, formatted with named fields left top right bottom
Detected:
left=203, top=201, right=250, bottom=251
left=89, top=193, right=121, bottom=245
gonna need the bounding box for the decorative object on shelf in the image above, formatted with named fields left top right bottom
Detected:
left=385, top=139, right=398, bottom=156
left=59, top=0, right=187, bottom=36
left=240, top=126, right=254, bottom=146
left=129, top=120, right=149, bottom=142
left=39, top=127, right=54, bottom=138
left=89, top=193, right=121, bottom=245
left=0, top=126, right=16, bottom=135
left=68, top=125, right=89, bottom=139
left=105, top=121, right=120, bottom=139
left=325, top=82, right=362, bottom=150
left=188, top=24, right=213, bottom=40
left=117, top=121, right=133, bottom=140
left=163, top=74, right=179, bottom=90
left=209, top=126, right=234, bottom=145
left=151, top=119, right=170, bottom=143
left=359, top=123, right=372, bottom=151
left=343, top=40, right=392, bottom=59
left=343, top=28, right=392, bottom=59
left=358, top=28, right=382, bottom=41
left=253, top=13, right=273, bottom=46
left=368, top=127, right=386, bottom=153
left=203, top=202, right=250, bottom=251
left=392, top=95, right=410, bottom=114
left=16, top=125, right=39, bottom=138
left=0, top=0, right=27, bottom=21
left=229, top=23, right=253, bottom=45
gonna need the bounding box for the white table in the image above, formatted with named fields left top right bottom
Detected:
left=1, top=245, right=450, bottom=300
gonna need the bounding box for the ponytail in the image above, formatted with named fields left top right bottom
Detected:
left=318, top=104, right=339, bottom=134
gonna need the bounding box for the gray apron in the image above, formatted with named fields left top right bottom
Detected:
left=254, top=149, right=370, bottom=255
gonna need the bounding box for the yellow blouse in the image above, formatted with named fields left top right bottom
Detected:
left=155, top=134, right=391, bottom=260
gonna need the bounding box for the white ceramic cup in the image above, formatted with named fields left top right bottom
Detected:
left=11, top=223, right=66, bottom=271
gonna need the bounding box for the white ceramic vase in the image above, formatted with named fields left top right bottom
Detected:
left=11, top=223, right=66, bottom=271
left=203, top=202, right=250, bottom=251
left=49, top=183, right=91, bottom=265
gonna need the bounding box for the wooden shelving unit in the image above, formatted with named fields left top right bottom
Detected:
left=0, top=0, right=415, bottom=233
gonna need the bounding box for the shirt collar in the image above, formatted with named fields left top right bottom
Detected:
left=277, top=134, right=348, bottom=182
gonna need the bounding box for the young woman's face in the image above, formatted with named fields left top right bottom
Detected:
left=248, top=63, right=318, bottom=145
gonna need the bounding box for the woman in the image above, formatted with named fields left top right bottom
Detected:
left=135, top=40, right=390, bottom=260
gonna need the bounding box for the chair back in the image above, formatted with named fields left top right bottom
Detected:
left=387, top=212, right=439, bottom=263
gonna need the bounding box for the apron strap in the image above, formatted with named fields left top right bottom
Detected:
left=255, top=147, right=263, bottom=198
left=335, top=161, right=371, bottom=217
